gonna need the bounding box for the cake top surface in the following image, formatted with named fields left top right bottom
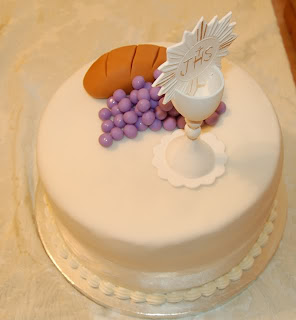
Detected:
left=37, top=60, right=282, bottom=247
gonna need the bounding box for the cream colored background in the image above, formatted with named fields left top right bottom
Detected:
left=0, top=0, right=296, bottom=319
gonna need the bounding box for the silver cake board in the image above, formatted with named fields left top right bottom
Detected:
left=35, top=180, right=287, bottom=319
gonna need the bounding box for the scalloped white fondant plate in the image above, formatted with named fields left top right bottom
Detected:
left=152, top=130, right=227, bottom=188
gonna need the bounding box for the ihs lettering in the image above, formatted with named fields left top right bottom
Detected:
left=180, top=46, right=213, bottom=77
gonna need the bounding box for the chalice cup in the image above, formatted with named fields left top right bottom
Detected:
left=173, top=65, right=224, bottom=140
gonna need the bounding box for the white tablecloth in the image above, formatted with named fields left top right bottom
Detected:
left=0, top=0, right=296, bottom=319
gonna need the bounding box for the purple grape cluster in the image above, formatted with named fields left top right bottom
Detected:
left=98, top=70, right=226, bottom=148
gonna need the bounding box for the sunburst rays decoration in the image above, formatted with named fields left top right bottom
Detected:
left=153, top=12, right=237, bottom=104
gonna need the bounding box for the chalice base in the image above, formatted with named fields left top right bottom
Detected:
left=152, top=130, right=227, bottom=189
left=166, top=135, right=215, bottom=179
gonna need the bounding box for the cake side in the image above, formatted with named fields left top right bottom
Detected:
left=37, top=60, right=283, bottom=292
left=39, top=188, right=280, bottom=303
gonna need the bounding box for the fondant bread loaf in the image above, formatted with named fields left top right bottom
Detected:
left=83, top=44, right=166, bottom=99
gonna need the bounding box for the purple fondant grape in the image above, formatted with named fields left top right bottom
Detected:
left=159, top=97, right=173, bottom=112
left=99, top=133, right=113, bottom=147
left=111, top=127, right=124, bottom=141
left=177, top=116, right=186, bottom=129
left=99, top=108, right=112, bottom=120
left=113, top=114, right=126, bottom=128
left=134, top=106, right=143, bottom=116
left=144, top=82, right=152, bottom=90
left=118, top=97, right=132, bottom=113
left=124, top=124, right=138, bottom=138
left=150, top=99, right=158, bottom=109
left=138, top=88, right=150, bottom=101
left=149, top=119, right=162, bottom=131
left=150, top=87, right=161, bottom=101
left=153, top=69, right=162, bottom=79
left=216, top=101, right=226, bottom=115
left=163, top=117, right=177, bottom=131
left=135, top=117, right=148, bottom=131
left=168, top=107, right=180, bottom=117
left=137, top=99, right=150, bottom=113
left=113, top=89, right=126, bottom=102
left=130, top=90, right=138, bottom=105
left=155, top=106, right=167, bottom=120
left=123, top=110, right=138, bottom=124
left=205, top=112, right=219, bottom=126
left=111, top=105, right=121, bottom=116
left=101, top=119, right=114, bottom=133
left=107, top=96, right=117, bottom=109
left=142, top=111, right=155, bottom=126
left=132, top=76, right=145, bottom=90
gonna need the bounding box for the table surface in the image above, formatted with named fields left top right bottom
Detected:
left=1, top=1, right=296, bottom=319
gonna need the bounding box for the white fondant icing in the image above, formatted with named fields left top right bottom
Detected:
left=264, top=221, right=274, bottom=235
left=258, top=232, right=269, bottom=247
left=80, top=267, right=88, bottom=280
left=88, top=276, right=100, bottom=288
left=239, top=255, right=254, bottom=270
left=37, top=60, right=283, bottom=294
left=58, top=246, right=68, bottom=259
left=130, top=291, right=146, bottom=303
left=166, top=292, right=184, bottom=303
left=114, top=287, right=131, bottom=300
left=227, top=266, right=242, bottom=281
left=69, top=259, right=79, bottom=270
left=146, top=293, right=166, bottom=306
left=250, top=243, right=262, bottom=258
left=184, top=288, right=201, bottom=301
left=269, top=208, right=278, bottom=222
left=42, top=195, right=277, bottom=305
left=99, top=281, right=115, bottom=296
left=215, top=276, right=230, bottom=290
left=201, top=282, right=217, bottom=297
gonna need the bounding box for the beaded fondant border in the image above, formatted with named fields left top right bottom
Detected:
left=42, top=195, right=277, bottom=306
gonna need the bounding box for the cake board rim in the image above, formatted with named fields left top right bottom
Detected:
left=35, top=178, right=287, bottom=319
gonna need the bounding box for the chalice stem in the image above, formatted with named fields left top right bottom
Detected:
left=184, top=119, right=202, bottom=140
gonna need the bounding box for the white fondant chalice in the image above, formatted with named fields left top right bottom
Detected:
left=152, top=12, right=236, bottom=188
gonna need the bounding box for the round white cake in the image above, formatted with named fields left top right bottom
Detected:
left=37, top=60, right=283, bottom=297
